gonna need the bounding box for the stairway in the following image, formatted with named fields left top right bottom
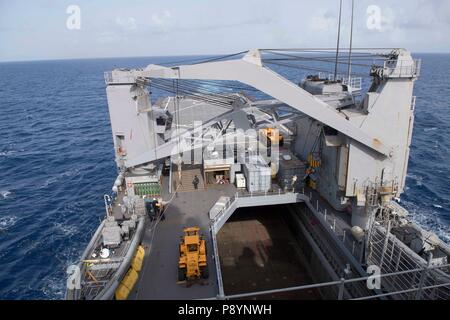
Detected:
left=172, top=165, right=205, bottom=192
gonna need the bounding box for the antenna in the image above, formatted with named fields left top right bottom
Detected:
left=347, top=0, right=355, bottom=83
left=334, top=0, right=343, bottom=82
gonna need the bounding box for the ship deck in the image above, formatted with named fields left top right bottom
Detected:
left=131, top=176, right=236, bottom=299
left=126, top=167, right=361, bottom=300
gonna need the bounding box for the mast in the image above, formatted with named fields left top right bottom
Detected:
left=347, top=0, right=355, bottom=83
left=334, top=0, right=343, bottom=81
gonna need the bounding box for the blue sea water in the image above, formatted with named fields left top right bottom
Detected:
left=0, top=54, right=449, bottom=299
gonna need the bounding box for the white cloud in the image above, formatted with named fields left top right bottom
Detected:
left=310, top=11, right=336, bottom=32
left=2, top=0, right=450, bottom=61
left=97, top=31, right=123, bottom=44
left=150, top=10, right=173, bottom=33
left=115, top=17, right=137, bottom=32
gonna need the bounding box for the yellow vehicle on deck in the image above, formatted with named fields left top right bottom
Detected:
left=177, top=227, right=208, bottom=285
left=260, top=128, right=284, bottom=148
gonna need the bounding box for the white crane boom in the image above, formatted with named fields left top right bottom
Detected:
left=139, top=50, right=390, bottom=157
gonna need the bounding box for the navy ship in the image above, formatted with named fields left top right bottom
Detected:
left=66, top=3, right=450, bottom=300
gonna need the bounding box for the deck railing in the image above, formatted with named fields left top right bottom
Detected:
left=209, top=186, right=450, bottom=300
left=211, top=262, right=450, bottom=300
left=382, top=59, right=421, bottom=78
left=210, top=186, right=305, bottom=230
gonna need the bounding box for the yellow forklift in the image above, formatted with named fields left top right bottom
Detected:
left=177, top=227, right=209, bottom=286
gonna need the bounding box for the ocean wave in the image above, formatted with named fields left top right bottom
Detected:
left=0, top=144, right=25, bottom=157
left=0, top=190, right=11, bottom=199
left=40, top=276, right=65, bottom=300
left=401, top=199, right=450, bottom=244
left=424, top=127, right=437, bottom=132
left=40, top=168, right=81, bottom=188
left=0, top=215, right=18, bottom=231
left=0, top=150, right=16, bottom=157
left=406, top=173, right=423, bottom=186
left=53, top=222, right=78, bottom=237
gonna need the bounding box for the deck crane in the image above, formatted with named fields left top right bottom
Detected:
left=105, top=48, right=419, bottom=228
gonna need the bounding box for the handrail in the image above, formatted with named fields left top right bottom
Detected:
left=210, top=188, right=299, bottom=225
left=382, top=59, right=421, bottom=78
left=203, top=262, right=450, bottom=300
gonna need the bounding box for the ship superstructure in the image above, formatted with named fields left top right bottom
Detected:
left=66, top=48, right=450, bottom=300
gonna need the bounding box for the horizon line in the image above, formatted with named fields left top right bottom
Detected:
left=1, top=50, right=450, bottom=64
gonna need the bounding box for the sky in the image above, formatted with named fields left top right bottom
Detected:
left=1, top=0, right=450, bottom=62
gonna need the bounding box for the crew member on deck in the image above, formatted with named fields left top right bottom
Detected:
left=192, top=175, right=199, bottom=190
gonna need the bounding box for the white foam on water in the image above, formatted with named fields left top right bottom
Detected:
left=0, top=190, right=11, bottom=199
left=53, top=222, right=78, bottom=237
left=402, top=199, right=450, bottom=244
left=41, top=168, right=81, bottom=188
left=40, top=276, right=65, bottom=300
left=0, top=215, right=18, bottom=231
left=0, top=150, right=16, bottom=157
left=406, top=173, right=423, bottom=186
left=0, top=145, right=24, bottom=157
left=424, top=127, right=437, bottom=132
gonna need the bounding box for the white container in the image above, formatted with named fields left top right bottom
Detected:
left=243, top=164, right=259, bottom=192
left=243, top=163, right=271, bottom=192
left=235, top=173, right=246, bottom=188
left=258, top=166, right=271, bottom=192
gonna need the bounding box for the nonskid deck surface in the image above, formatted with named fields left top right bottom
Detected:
left=131, top=177, right=236, bottom=300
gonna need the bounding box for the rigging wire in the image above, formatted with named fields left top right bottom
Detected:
left=153, top=79, right=233, bottom=99
left=160, top=79, right=243, bottom=101
left=151, top=81, right=236, bottom=109
left=261, top=50, right=379, bottom=68
left=263, top=60, right=369, bottom=78
left=185, top=79, right=259, bottom=92
left=151, top=86, right=233, bottom=107
left=259, top=47, right=396, bottom=52
left=262, top=54, right=384, bottom=62
left=152, top=78, right=257, bottom=104
left=152, top=47, right=391, bottom=68
left=157, top=50, right=248, bottom=67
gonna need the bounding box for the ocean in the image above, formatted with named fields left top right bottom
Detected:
left=0, top=53, right=449, bottom=299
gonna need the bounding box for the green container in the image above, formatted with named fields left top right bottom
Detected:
left=134, top=182, right=161, bottom=196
